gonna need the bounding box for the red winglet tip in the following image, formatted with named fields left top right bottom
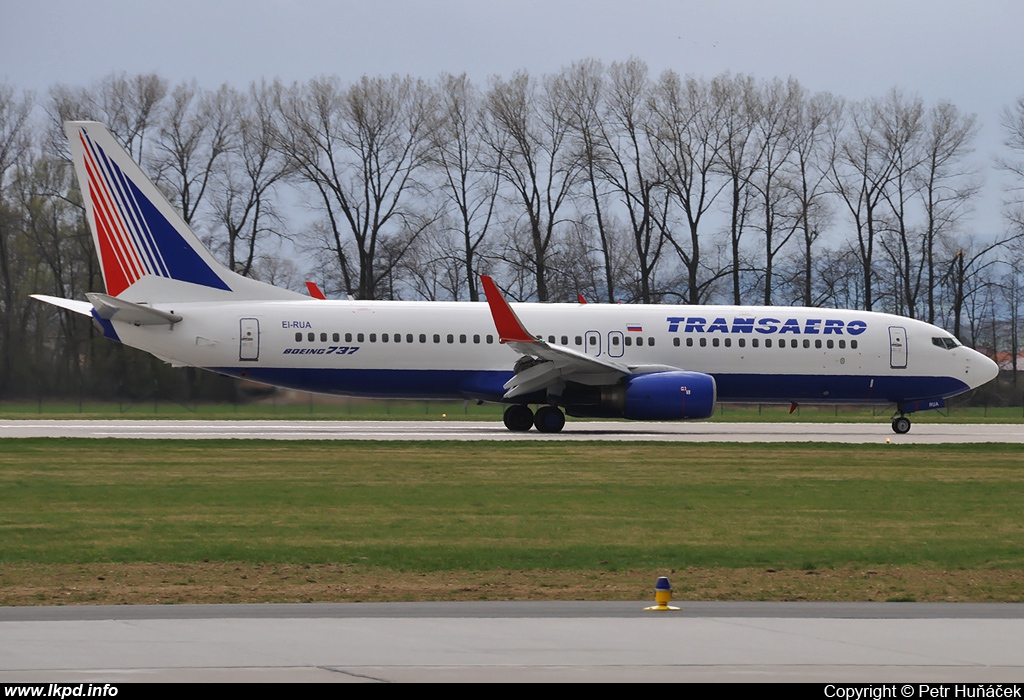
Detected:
left=577, top=293, right=587, bottom=304
left=305, top=281, right=327, bottom=300
left=480, top=275, right=535, bottom=344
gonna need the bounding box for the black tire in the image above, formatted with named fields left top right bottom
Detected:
left=503, top=405, right=535, bottom=432
left=892, top=416, right=911, bottom=434
left=534, top=405, right=566, bottom=433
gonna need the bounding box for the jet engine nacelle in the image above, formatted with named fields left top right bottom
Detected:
left=621, top=371, right=717, bottom=421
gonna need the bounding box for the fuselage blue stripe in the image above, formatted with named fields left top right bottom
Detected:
left=209, top=367, right=970, bottom=406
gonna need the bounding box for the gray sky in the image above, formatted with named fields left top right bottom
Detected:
left=2, top=0, right=1022, bottom=234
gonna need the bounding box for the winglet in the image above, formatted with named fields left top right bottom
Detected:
left=305, top=281, right=327, bottom=299
left=480, top=275, right=536, bottom=344
left=577, top=293, right=588, bottom=304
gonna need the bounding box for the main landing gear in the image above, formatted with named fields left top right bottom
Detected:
left=503, top=405, right=566, bottom=433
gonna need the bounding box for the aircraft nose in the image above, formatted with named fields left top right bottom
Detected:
left=968, top=350, right=999, bottom=389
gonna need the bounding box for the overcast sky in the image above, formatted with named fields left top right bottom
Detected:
left=2, top=0, right=1022, bottom=235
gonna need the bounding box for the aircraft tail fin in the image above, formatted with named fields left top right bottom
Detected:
left=65, top=121, right=302, bottom=302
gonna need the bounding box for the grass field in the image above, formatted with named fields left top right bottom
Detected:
left=1, top=439, right=1022, bottom=605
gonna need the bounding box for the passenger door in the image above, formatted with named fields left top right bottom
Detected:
left=239, top=318, right=260, bottom=361
left=889, top=326, right=907, bottom=369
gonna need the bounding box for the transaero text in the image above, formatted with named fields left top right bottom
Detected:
left=667, top=317, right=867, bottom=335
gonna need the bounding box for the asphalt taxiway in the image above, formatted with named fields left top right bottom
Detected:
left=1, top=419, right=1023, bottom=442
left=2, top=602, right=1023, bottom=683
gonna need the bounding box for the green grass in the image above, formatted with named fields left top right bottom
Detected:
left=1, top=440, right=1022, bottom=571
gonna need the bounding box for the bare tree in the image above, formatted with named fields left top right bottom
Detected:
left=48, top=73, right=167, bottom=160
left=915, top=101, right=980, bottom=323
left=151, top=82, right=235, bottom=226
left=485, top=70, right=582, bottom=301
left=599, top=58, right=670, bottom=303
left=648, top=71, right=727, bottom=304
left=786, top=89, right=842, bottom=306
left=210, top=82, right=292, bottom=278
left=278, top=75, right=437, bottom=299
left=0, top=84, right=35, bottom=392
left=711, top=73, right=762, bottom=304
left=429, top=73, right=501, bottom=301
left=997, top=94, right=1024, bottom=234
left=828, top=95, right=904, bottom=311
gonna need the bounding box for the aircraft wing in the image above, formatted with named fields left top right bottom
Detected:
left=480, top=276, right=678, bottom=399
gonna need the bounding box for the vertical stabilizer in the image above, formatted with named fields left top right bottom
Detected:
left=65, top=121, right=302, bottom=302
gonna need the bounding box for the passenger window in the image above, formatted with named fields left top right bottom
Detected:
left=447, top=334, right=454, bottom=344
left=346, top=333, right=353, bottom=342
left=686, top=338, right=693, bottom=347
left=839, top=340, right=846, bottom=349
left=851, top=340, right=858, bottom=349
left=307, top=332, right=315, bottom=342
left=419, top=334, right=426, bottom=343
left=562, top=336, right=569, bottom=345
left=460, top=334, right=467, bottom=343
left=766, top=339, right=772, bottom=348
left=712, top=338, right=720, bottom=348
left=382, top=333, right=389, bottom=343
left=369, top=333, right=377, bottom=342
left=473, top=334, right=480, bottom=344
left=625, top=336, right=632, bottom=346
left=803, top=339, right=810, bottom=348
left=548, top=335, right=556, bottom=343
left=575, top=336, right=583, bottom=346
left=815, top=339, right=822, bottom=349
left=738, top=338, right=745, bottom=348
left=320, top=332, right=327, bottom=342
left=357, top=333, right=365, bottom=342
left=699, top=338, right=707, bottom=348
left=752, top=338, right=759, bottom=348
left=433, top=334, right=440, bottom=343
left=407, top=334, right=414, bottom=343
left=487, top=335, right=494, bottom=344
left=724, top=338, right=731, bottom=348
left=827, top=339, right=834, bottom=349
left=295, top=332, right=302, bottom=342
left=673, top=338, right=680, bottom=347
left=649, top=338, right=655, bottom=346
left=636, top=337, right=644, bottom=347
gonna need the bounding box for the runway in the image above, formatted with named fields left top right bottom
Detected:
left=4, top=421, right=1022, bottom=683
left=2, top=419, right=1023, bottom=442
left=2, top=602, right=1024, bottom=683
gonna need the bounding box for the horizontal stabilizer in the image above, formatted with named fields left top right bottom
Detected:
left=29, top=294, right=93, bottom=317
left=86, top=293, right=182, bottom=325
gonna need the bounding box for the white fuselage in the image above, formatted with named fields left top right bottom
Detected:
left=107, top=298, right=997, bottom=407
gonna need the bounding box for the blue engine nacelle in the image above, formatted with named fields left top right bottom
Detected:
left=622, top=371, right=717, bottom=421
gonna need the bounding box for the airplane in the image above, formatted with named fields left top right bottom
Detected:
left=32, top=121, right=1000, bottom=435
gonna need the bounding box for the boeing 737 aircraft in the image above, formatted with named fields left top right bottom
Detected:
left=33, top=122, right=999, bottom=434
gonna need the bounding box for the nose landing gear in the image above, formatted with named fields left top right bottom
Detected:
left=891, top=414, right=911, bottom=434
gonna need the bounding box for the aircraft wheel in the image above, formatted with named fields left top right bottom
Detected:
left=891, top=416, right=911, bottom=434
left=534, top=405, right=566, bottom=433
left=503, top=405, right=535, bottom=432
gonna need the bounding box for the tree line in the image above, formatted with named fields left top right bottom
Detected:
left=1, top=60, right=1023, bottom=400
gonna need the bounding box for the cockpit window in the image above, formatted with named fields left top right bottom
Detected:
left=932, top=337, right=961, bottom=350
